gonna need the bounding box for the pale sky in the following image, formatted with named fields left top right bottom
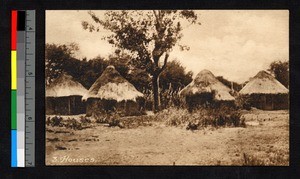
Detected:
left=46, top=10, right=289, bottom=83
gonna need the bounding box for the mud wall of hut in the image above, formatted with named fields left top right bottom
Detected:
left=239, top=94, right=289, bottom=110
left=46, top=96, right=86, bottom=115
left=86, top=98, right=145, bottom=117
left=184, top=93, right=214, bottom=111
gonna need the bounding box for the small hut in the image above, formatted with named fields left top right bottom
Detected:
left=239, top=70, right=289, bottom=110
left=179, top=69, right=235, bottom=110
left=46, top=73, right=88, bottom=115
left=83, top=65, right=144, bottom=116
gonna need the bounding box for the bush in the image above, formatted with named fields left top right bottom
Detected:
left=156, top=107, right=190, bottom=126
left=94, top=113, right=125, bottom=128
left=206, top=106, right=246, bottom=128
left=236, top=95, right=251, bottom=110
left=95, top=112, right=119, bottom=124
left=108, top=118, right=121, bottom=127
left=46, top=116, right=92, bottom=130
left=46, top=116, right=63, bottom=127
left=158, top=106, right=245, bottom=130
left=79, top=116, right=91, bottom=123
left=64, top=118, right=83, bottom=130
left=160, top=89, right=184, bottom=109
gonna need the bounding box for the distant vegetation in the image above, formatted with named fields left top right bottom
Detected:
left=268, top=60, right=289, bottom=88
left=216, top=76, right=242, bottom=92
left=46, top=43, right=193, bottom=110
left=46, top=42, right=289, bottom=112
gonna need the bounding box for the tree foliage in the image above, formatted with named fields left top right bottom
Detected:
left=160, top=60, right=193, bottom=92
left=77, top=56, right=108, bottom=88
left=82, top=10, right=198, bottom=72
left=45, top=43, right=108, bottom=88
left=268, top=60, right=289, bottom=88
left=107, top=50, right=152, bottom=93
left=45, top=43, right=79, bottom=85
left=107, top=50, right=131, bottom=78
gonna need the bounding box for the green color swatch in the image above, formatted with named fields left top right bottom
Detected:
left=11, top=90, right=17, bottom=129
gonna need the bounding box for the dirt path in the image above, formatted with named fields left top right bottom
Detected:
left=46, top=110, right=289, bottom=166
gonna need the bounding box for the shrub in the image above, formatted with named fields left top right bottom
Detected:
left=46, top=116, right=93, bottom=130
left=206, top=106, right=246, bottom=128
left=94, top=113, right=125, bottom=128
left=160, top=89, right=184, bottom=109
left=159, top=106, right=245, bottom=130
left=95, top=112, right=120, bottom=124
left=108, top=118, right=120, bottom=127
left=79, top=116, right=91, bottom=123
left=236, top=95, right=251, bottom=110
left=157, top=108, right=190, bottom=126
left=46, top=116, right=63, bottom=127
left=64, top=118, right=83, bottom=130
left=115, top=115, right=155, bottom=129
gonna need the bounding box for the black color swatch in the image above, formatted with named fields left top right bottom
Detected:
left=17, top=10, right=25, bottom=31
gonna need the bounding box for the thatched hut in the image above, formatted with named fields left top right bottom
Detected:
left=83, top=65, right=144, bottom=116
left=239, top=70, right=289, bottom=110
left=46, top=73, right=88, bottom=115
left=179, top=69, right=235, bottom=110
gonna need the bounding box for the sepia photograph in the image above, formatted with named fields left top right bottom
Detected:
left=45, top=10, right=289, bottom=166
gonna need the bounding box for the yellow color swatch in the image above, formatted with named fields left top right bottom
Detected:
left=11, top=50, right=17, bottom=90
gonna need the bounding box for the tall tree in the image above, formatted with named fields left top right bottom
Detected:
left=45, top=43, right=79, bottom=85
left=268, top=60, right=289, bottom=88
left=82, top=10, right=199, bottom=112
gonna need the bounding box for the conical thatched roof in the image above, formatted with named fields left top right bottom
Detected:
left=239, top=70, right=288, bottom=95
left=46, top=73, right=88, bottom=97
left=179, top=69, right=235, bottom=101
left=83, top=65, right=143, bottom=101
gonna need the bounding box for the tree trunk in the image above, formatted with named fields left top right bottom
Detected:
left=152, top=74, right=160, bottom=113
left=151, top=52, right=169, bottom=113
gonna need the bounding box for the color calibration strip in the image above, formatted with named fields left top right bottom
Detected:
left=11, top=10, right=18, bottom=167
left=11, top=10, right=35, bottom=167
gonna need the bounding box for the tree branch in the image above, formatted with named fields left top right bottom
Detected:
left=158, top=10, right=161, bottom=20
left=153, top=10, right=159, bottom=24
left=142, top=42, right=154, bottom=64
left=158, top=51, right=169, bottom=74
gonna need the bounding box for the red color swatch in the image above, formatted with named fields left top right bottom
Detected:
left=11, top=10, right=17, bottom=50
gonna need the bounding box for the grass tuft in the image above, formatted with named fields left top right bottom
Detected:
left=242, top=151, right=289, bottom=166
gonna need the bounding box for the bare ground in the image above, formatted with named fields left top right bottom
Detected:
left=46, top=109, right=289, bottom=166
